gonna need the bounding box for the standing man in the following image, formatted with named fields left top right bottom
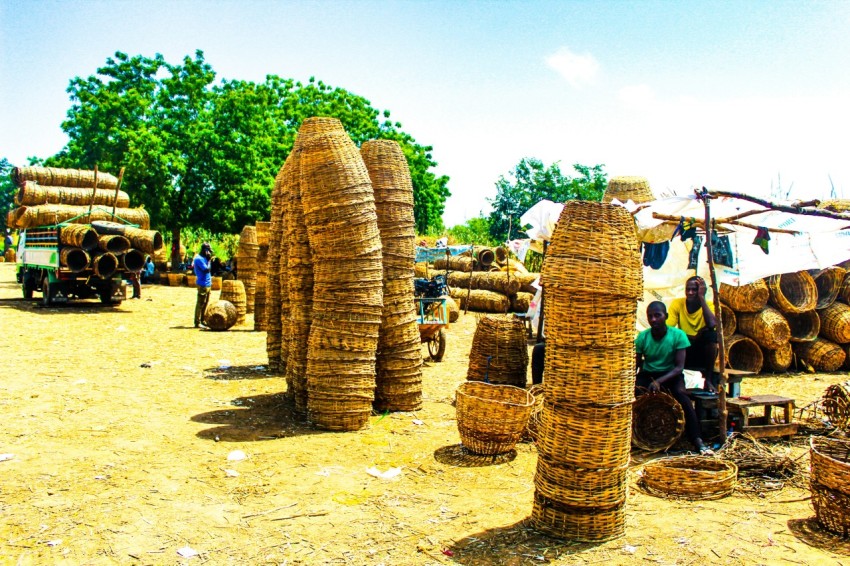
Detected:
left=668, top=275, right=719, bottom=391
left=636, top=301, right=712, bottom=455
left=193, top=243, right=213, bottom=328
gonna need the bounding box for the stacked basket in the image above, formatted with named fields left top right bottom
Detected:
left=361, top=140, right=423, bottom=412
left=236, top=226, right=259, bottom=313
left=809, top=437, right=850, bottom=537
left=466, top=315, right=529, bottom=388
left=601, top=176, right=654, bottom=204
left=299, top=117, right=383, bottom=431
left=220, top=280, right=247, bottom=326
left=265, top=168, right=287, bottom=374
left=531, top=201, right=642, bottom=542
left=253, top=221, right=271, bottom=331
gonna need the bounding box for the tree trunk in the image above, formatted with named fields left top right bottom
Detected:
left=171, top=227, right=182, bottom=273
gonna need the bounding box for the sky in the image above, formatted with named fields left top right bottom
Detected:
left=2, top=0, right=850, bottom=228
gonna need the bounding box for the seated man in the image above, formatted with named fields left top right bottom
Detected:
left=668, top=275, right=718, bottom=391
left=636, top=301, right=712, bottom=455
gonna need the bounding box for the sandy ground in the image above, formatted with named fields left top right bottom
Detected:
left=0, top=261, right=849, bottom=565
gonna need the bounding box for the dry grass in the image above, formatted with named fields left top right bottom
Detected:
left=0, top=263, right=849, bottom=564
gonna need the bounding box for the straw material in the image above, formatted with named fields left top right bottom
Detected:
left=531, top=492, right=625, bottom=542
left=768, top=271, right=817, bottom=314
left=122, top=227, right=163, bottom=254
left=632, top=391, right=685, bottom=453
left=59, top=224, right=98, bottom=251
left=121, top=249, right=145, bottom=272
left=499, top=258, right=529, bottom=274
left=255, top=221, right=270, bottom=247
left=761, top=342, right=793, bottom=372
left=735, top=306, right=791, bottom=349
left=450, top=288, right=511, bottom=313
left=719, top=302, right=736, bottom=338
left=434, top=255, right=474, bottom=272
left=91, top=252, right=118, bottom=279
left=786, top=310, right=820, bottom=342
left=455, top=381, right=534, bottom=455
left=818, top=199, right=850, bottom=213
left=544, top=289, right=637, bottom=348
left=265, top=162, right=288, bottom=374
left=542, top=201, right=642, bottom=299
left=535, top=456, right=629, bottom=508
left=12, top=205, right=150, bottom=230
left=444, top=295, right=460, bottom=322
left=639, top=456, right=737, bottom=500
left=794, top=337, right=846, bottom=372
left=511, top=291, right=534, bottom=314
left=821, top=382, right=850, bottom=429
left=12, top=166, right=120, bottom=190
left=59, top=247, right=90, bottom=272
left=535, top=401, right=633, bottom=468
left=544, top=345, right=635, bottom=406
left=725, top=334, right=764, bottom=373
left=818, top=301, right=850, bottom=344
left=97, top=234, right=131, bottom=254
left=812, top=267, right=846, bottom=309
left=15, top=181, right=129, bottom=208
left=809, top=436, right=850, bottom=537
left=466, top=315, right=529, bottom=387
left=446, top=271, right=521, bottom=295
left=167, top=273, right=185, bottom=287
left=476, top=247, right=495, bottom=268
left=205, top=300, right=238, bottom=331
left=495, top=246, right=508, bottom=264
left=602, top=175, right=654, bottom=205
left=719, top=279, right=769, bottom=312
left=220, top=280, right=247, bottom=326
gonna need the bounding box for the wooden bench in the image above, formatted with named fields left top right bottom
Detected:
left=727, top=394, right=798, bottom=439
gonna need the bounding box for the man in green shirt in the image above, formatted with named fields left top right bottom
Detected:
left=636, top=301, right=711, bottom=454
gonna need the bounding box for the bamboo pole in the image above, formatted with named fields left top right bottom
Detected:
left=709, top=190, right=850, bottom=223
left=697, top=187, right=728, bottom=439
left=651, top=213, right=799, bottom=235
left=111, top=167, right=126, bottom=219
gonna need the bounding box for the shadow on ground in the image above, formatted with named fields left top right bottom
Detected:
left=433, top=444, right=517, bottom=467
left=192, top=392, right=321, bottom=442
left=787, top=517, right=850, bottom=555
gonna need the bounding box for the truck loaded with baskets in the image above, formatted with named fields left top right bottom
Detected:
left=7, top=166, right=162, bottom=307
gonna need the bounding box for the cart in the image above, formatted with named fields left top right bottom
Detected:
left=416, top=296, right=448, bottom=362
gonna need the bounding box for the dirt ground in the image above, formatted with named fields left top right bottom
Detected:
left=0, top=262, right=849, bottom=566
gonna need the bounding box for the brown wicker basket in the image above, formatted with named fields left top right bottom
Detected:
left=639, top=455, right=737, bottom=500
left=602, top=175, right=654, bottom=204
left=632, top=391, right=685, bottom=453
left=220, top=279, right=247, bottom=325
left=466, top=315, right=529, bottom=387
left=15, top=181, right=130, bottom=208
left=818, top=301, right=850, bottom=344
left=531, top=491, right=625, bottom=542
left=434, top=255, right=474, bottom=272
left=167, top=273, right=185, bottom=287
left=449, top=288, right=511, bottom=313
left=810, top=436, right=850, bottom=537
left=794, top=338, right=846, bottom=372
left=544, top=345, right=635, bottom=406
left=719, top=279, right=769, bottom=312
left=719, top=302, right=736, bottom=338
left=12, top=165, right=120, bottom=190
left=786, top=310, right=820, bottom=342
left=511, top=291, right=534, bottom=314
left=544, top=289, right=637, bottom=348
left=447, top=271, right=521, bottom=295
left=535, top=455, right=629, bottom=507
left=761, top=343, right=793, bottom=372
left=455, top=381, right=534, bottom=455
left=59, top=247, right=89, bottom=272
left=205, top=300, right=238, bottom=331
left=822, top=382, right=850, bottom=430
left=813, top=267, right=846, bottom=309
left=767, top=271, right=817, bottom=314
left=58, top=224, right=98, bottom=251
left=735, top=306, right=791, bottom=349
left=725, top=334, right=764, bottom=373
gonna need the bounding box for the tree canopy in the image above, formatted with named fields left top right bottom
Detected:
left=44, top=50, right=450, bottom=244
left=487, top=158, right=607, bottom=242
left=0, top=158, right=14, bottom=232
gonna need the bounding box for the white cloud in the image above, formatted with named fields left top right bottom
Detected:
left=618, top=84, right=656, bottom=109
left=545, top=47, right=599, bottom=88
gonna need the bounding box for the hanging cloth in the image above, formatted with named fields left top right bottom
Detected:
left=753, top=227, right=771, bottom=254
left=642, top=241, right=670, bottom=270
left=711, top=230, right=735, bottom=267
left=672, top=217, right=698, bottom=242
left=687, top=235, right=703, bottom=270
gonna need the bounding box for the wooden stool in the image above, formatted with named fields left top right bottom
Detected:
left=727, top=394, right=798, bottom=439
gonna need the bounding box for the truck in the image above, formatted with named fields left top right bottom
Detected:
left=15, top=219, right=142, bottom=306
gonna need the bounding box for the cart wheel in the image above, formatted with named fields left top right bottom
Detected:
left=41, top=274, right=52, bottom=306
left=428, top=328, right=447, bottom=362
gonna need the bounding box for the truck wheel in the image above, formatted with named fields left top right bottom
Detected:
left=22, top=274, right=34, bottom=300
left=41, top=275, right=52, bottom=306
left=428, top=328, right=447, bottom=362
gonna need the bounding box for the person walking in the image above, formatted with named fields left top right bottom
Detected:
left=193, top=243, right=213, bottom=328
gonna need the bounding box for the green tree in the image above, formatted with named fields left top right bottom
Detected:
left=0, top=158, right=15, bottom=233
left=446, top=216, right=497, bottom=246
left=488, top=158, right=606, bottom=242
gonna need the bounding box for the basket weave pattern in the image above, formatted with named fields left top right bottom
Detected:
left=639, top=456, right=737, bottom=500
left=455, top=382, right=533, bottom=455
left=809, top=437, right=850, bottom=537
left=220, top=280, right=247, bottom=326
left=466, top=315, right=528, bottom=387
left=531, top=201, right=641, bottom=542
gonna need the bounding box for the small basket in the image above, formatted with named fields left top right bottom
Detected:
left=640, top=455, right=737, bottom=500
left=631, top=391, right=685, bottom=453
left=167, top=273, right=185, bottom=287
left=725, top=334, right=764, bottom=373
left=767, top=271, right=817, bottom=314
left=821, top=382, right=850, bottom=429
left=455, top=381, right=534, bottom=455
left=809, top=436, right=850, bottom=537
left=818, top=302, right=850, bottom=344
left=719, top=279, right=769, bottom=312
left=602, top=175, right=654, bottom=205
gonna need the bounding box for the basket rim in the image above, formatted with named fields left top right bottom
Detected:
left=810, top=435, right=850, bottom=464
left=456, top=381, right=535, bottom=407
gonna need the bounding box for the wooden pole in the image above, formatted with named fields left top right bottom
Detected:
left=111, top=167, right=125, bottom=219
left=697, top=187, right=728, bottom=439
left=87, top=164, right=99, bottom=222
left=708, top=190, right=850, bottom=223
left=536, top=240, right=548, bottom=342
left=651, top=213, right=800, bottom=235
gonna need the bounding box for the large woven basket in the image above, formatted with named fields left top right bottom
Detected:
left=719, top=279, right=769, bottom=312
left=631, top=391, right=685, bottom=453
left=725, top=334, right=764, bottom=373
left=821, top=382, right=850, bottom=430
left=818, top=301, right=850, bottom=344
left=544, top=289, right=637, bottom=348
left=602, top=175, right=654, bottom=205
left=450, top=288, right=511, bottom=313
left=167, top=272, right=185, bottom=287
left=455, top=381, right=534, bottom=455
left=220, top=279, right=247, bottom=325
left=543, top=344, right=635, bottom=406
left=531, top=491, right=625, bottom=542
left=466, top=315, right=529, bottom=387
left=767, top=271, right=817, bottom=314
left=786, top=310, right=820, bottom=342
left=640, top=455, right=737, bottom=500
left=447, top=271, right=521, bottom=295
left=810, top=436, right=850, bottom=537
left=794, top=338, right=846, bottom=372
left=205, top=300, right=238, bottom=331
left=735, top=306, right=791, bottom=349
left=761, top=343, right=793, bottom=372
left=719, top=302, right=736, bottom=338
left=812, top=267, right=846, bottom=309
left=12, top=165, right=120, bottom=190
left=535, top=455, right=629, bottom=508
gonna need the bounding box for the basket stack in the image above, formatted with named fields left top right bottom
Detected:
left=265, top=167, right=288, bottom=374
left=809, top=437, right=850, bottom=537
left=219, top=280, right=247, bottom=326
left=361, top=140, right=423, bottom=412
left=299, top=117, right=383, bottom=431
left=253, top=221, right=271, bottom=331
left=466, top=315, right=529, bottom=388
left=236, top=225, right=259, bottom=313
left=601, top=176, right=654, bottom=204
left=447, top=271, right=539, bottom=314
left=531, top=201, right=642, bottom=542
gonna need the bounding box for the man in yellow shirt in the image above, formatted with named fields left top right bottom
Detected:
left=667, top=275, right=718, bottom=392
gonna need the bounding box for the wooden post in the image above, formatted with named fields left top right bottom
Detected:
left=111, top=167, right=125, bottom=219
left=697, top=187, right=728, bottom=439
left=536, top=240, right=548, bottom=342
left=87, top=164, right=99, bottom=222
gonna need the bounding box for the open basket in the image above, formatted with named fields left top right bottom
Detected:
left=639, top=455, right=738, bottom=500
left=456, top=381, right=534, bottom=455
left=632, top=390, right=685, bottom=453
left=810, top=436, right=850, bottom=537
